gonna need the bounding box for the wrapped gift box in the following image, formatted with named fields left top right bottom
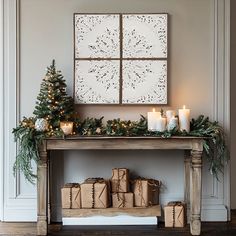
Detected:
left=61, top=183, right=81, bottom=209
left=133, top=178, right=160, bottom=207
left=112, top=192, right=134, bottom=208
left=111, top=168, right=129, bottom=193
left=164, top=201, right=186, bottom=227
left=81, top=178, right=110, bottom=209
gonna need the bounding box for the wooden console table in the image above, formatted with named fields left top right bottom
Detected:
left=37, top=136, right=204, bottom=236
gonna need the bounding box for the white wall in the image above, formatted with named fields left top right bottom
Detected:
left=1, top=0, right=230, bottom=222
left=20, top=0, right=214, bottom=118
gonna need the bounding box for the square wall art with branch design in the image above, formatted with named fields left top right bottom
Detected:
left=74, top=13, right=168, bottom=105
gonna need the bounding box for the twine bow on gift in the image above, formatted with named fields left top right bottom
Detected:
left=85, top=177, right=104, bottom=183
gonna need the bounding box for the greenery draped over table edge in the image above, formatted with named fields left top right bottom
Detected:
left=12, top=114, right=229, bottom=184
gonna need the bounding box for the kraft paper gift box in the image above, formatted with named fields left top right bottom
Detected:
left=111, top=168, right=129, bottom=193
left=133, top=178, right=160, bottom=207
left=81, top=178, right=110, bottom=209
left=61, top=183, right=81, bottom=209
left=112, top=192, right=134, bottom=208
left=164, top=201, right=186, bottom=227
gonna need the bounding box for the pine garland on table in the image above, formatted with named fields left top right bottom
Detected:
left=189, top=115, right=228, bottom=178
left=80, top=117, right=104, bottom=135
left=13, top=114, right=228, bottom=183
left=105, top=115, right=147, bottom=136
left=12, top=119, right=65, bottom=184
left=12, top=117, right=38, bottom=183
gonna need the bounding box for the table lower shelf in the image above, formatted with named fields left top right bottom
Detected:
left=62, top=205, right=161, bottom=218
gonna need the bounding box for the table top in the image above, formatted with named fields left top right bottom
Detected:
left=42, top=136, right=204, bottom=151
left=46, top=135, right=205, bottom=140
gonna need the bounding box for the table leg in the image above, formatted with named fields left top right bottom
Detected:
left=37, top=141, right=48, bottom=236
left=184, top=150, right=191, bottom=222
left=48, top=154, right=51, bottom=225
left=190, top=150, right=202, bottom=235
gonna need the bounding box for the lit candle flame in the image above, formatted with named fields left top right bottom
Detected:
left=183, top=105, right=186, bottom=109
left=152, top=108, right=156, bottom=112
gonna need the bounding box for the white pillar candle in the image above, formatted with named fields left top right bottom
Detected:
left=178, top=105, right=190, bottom=132
left=156, top=117, right=167, bottom=132
left=166, top=110, right=176, bottom=124
left=147, top=108, right=161, bottom=131
left=167, top=116, right=179, bottom=131
left=60, top=121, right=74, bottom=135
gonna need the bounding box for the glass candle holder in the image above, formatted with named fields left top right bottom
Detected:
left=60, top=121, right=74, bottom=135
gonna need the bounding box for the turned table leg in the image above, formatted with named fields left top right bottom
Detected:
left=184, top=150, right=191, bottom=222
left=190, top=149, right=202, bottom=235
left=48, top=154, right=51, bottom=225
left=37, top=141, right=48, bottom=236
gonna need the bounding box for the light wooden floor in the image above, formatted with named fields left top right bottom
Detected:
left=0, top=222, right=36, bottom=235
left=0, top=211, right=236, bottom=236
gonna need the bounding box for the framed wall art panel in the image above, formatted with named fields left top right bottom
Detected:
left=74, top=13, right=168, bottom=105
left=74, top=60, right=120, bottom=104
left=74, top=14, right=120, bottom=59
left=122, top=60, right=167, bottom=104
left=122, top=14, right=168, bottom=58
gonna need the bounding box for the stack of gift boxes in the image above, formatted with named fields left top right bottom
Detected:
left=111, top=168, right=133, bottom=208
left=61, top=168, right=186, bottom=227
left=61, top=168, right=160, bottom=209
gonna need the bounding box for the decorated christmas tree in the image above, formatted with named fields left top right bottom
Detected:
left=33, top=60, right=74, bottom=130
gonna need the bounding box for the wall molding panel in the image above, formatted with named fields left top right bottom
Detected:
left=200, top=0, right=230, bottom=221
left=2, top=0, right=36, bottom=221
left=1, top=0, right=231, bottom=222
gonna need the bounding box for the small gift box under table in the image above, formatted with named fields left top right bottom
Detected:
left=112, top=192, right=134, bottom=208
left=61, top=183, right=81, bottom=209
left=164, top=201, right=186, bottom=227
left=81, top=178, right=110, bottom=209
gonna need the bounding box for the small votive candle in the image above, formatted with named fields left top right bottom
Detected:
left=148, top=108, right=161, bottom=131
left=60, top=121, right=74, bottom=135
left=178, top=105, right=190, bottom=132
